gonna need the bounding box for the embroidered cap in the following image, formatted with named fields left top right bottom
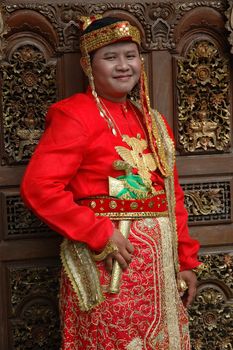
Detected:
left=79, top=16, right=141, bottom=56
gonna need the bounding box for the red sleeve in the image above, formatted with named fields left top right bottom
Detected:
left=160, top=114, right=201, bottom=271
left=174, top=167, right=201, bottom=271
left=20, top=105, right=113, bottom=250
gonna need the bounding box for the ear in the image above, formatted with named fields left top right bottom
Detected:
left=80, top=56, right=92, bottom=77
left=80, top=57, right=87, bottom=73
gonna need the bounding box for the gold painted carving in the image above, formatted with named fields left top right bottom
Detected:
left=9, top=265, right=61, bottom=348
left=1, top=45, right=56, bottom=164
left=3, top=2, right=228, bottom=52
left=189, top=253, right=233, bottom=350
left=5, top=194, right=54, bottom=237
left=225, top=2, right=233, bottom=54
left=185, top=188, right=222, bottom=215
left=0, top=6, right=8, bottom=61
left=177, top=40, right=230, bottom=153
left=182, top=181, right=231, bottom=223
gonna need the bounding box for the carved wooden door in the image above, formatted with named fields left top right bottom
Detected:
left=0, top=1, right=232, bottom=349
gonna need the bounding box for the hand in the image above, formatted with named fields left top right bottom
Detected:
left=104, top=228, right=134, bottom=272
left=178, top=270, right=197, bottom=308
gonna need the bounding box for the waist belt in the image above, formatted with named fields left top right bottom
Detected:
left=78, top=192, right=168, bottom=220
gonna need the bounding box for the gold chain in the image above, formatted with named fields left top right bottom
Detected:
left=97, top=97, right=147, bottom=140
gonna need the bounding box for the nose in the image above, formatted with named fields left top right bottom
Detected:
left=116, top=56, right=129, bottom=71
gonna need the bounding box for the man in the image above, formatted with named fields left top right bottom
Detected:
left=21, top=15, right=201, bottom=349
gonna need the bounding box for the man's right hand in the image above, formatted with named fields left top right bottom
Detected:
left=104, top=228, right=134, bottom=272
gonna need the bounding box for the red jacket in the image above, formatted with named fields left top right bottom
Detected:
left=21, top=89, right=200, bottom=271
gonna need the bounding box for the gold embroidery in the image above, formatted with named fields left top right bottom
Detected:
left=60, top=239, right=105, bottom=311
left=109, top=220, right=131, bottom=293
left=90, top=200, right=96, bottom=208
left=80, top=21, right=141, bottom=57
left=148, top=201, right=155, bottom=208
left=151, top=109, right=179, bottom=273
left=60, top=218, right=191, bottom=349
left=115, top=135, right=157, bottom=193
left=95, top=211, right=168, bottom=219
left=130, top=202, right=138, bottom=209
left=159, top=217, right=181, bottom=350
left=109, top=200, right=117, bottom=209
left=126, top=336, right=143, bottom=350
left=108, top=176, right=126, bottom=197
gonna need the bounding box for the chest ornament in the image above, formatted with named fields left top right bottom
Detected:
left=109, top=135, right=157, bottom=199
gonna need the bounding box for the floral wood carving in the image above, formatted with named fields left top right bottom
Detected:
left=9, top=265, right=61, bottom=349
left=4, top=1, right=228, bottom=52
left=3, top=193, right=54, bottom=238
left=189, top=253, right=233, bottom=350
left=225, top=1, right=233, bottom=54
left=1, top=44, right=56, bottom=165
left=182, top=181, right=231, bottom=224
left=176, top=40, right=231, bottom=153
left=0, top=6, right=8, bottom=61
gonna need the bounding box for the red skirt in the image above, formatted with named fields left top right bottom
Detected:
left=60, top=218, right=190, bottom=350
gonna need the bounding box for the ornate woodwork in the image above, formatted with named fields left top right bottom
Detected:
left=8, top=264, right=61, bottom=349
left=225, top=2, right=233, bottom=54
left=0, top=7, right=58, bottom=165
left=189, top=253, right=233, bottom=350
left=182, top=181, right=231, bottom=224
left=2, top=192, right=54, bottom=238
left=1, top=44, right=56, bottom=164
left=0, top=1, right=232, bottom=349
left=176, top=40, right=231, bottom=154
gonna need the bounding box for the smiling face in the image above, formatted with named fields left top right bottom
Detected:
left=91, top=41, right=141, bottom=102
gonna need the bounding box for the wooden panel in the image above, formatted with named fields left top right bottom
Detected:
left=0, top=1, right=233, bottom=349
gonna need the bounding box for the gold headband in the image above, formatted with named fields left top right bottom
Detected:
left=80, top=21, right=141, bottom=56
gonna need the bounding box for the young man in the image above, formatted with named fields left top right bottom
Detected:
left=21, top=16, right=201, bottom=350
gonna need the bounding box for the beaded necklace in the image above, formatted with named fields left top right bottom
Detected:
left=93, top=92, right=147, bottom=140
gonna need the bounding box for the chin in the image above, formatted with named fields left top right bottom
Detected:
left=115, top=87, right=133, bottom=96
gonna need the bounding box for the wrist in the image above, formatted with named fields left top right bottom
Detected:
left=92, top=239, right=118, bottom=262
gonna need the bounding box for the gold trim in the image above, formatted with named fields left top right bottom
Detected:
left=151, top=109, right=179, bottom=273
left=95, top=211, right=168, bottom=219
left=60, top=239, right=105, bottom=311
left=80, top=21, right=141, bottom=56
left=109, top=220, right=131, bottom=293
left=109, top=200, right=117, bottom=209
left=159, top=218, right=181, bottom=350
left=126, top=337, right=143, bottom=350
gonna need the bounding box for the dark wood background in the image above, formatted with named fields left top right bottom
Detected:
left=0, top=1, right=232, bottom=349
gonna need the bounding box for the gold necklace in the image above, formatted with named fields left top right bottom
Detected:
left=128, top=102, right=147, bottom=141
left=99, top=98, right=121, bottom=136
left=96, top=96, right=147, bottom=140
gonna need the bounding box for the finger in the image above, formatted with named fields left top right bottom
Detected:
left=120, top=249, right=133, bottom=265
left=105, top=256, right=114, bottom=273
left=125, top=253, right=133, bottom=264
left=186, top=285, right=197, bottom=308
left=114, top=253, right=128, bottom=270
left=126, top=241, right=134, bottom=254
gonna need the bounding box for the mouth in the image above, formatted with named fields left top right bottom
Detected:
left=114, top=75, right=132, bottom=81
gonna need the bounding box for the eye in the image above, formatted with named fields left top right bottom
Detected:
left=104, top=55, right=116, bottom=61
left=127, top=53, right=137, bottom=59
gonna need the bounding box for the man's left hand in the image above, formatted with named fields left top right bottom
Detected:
left=178, top=270, right=197, bottom=308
